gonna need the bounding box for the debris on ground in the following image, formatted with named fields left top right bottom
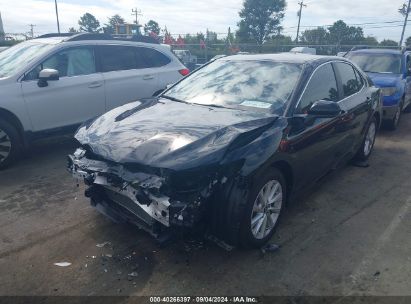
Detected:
left=54, top=262, right=72, bottom=267
left=260, top=243, right=281, bottom=255
left=96, top=241, right=111, bottom=248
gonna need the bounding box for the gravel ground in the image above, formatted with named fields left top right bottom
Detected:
left=0, top=117, right=410, bottom=297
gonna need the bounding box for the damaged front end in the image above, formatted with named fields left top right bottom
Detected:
left=67, top=147, right=230, bottom=240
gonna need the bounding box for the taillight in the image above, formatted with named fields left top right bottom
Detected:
left=179, top=68, right=190, bottom=76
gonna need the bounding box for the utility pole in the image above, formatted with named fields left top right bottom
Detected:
left=28, top=24, right=36, bottom=38
left=296, top=1, right=307, bottom=44
left=131, top=8, right=142, bottom=25
left=54, top=0, right=60, bottom=33
left=399, top=0, right=411, bottom=47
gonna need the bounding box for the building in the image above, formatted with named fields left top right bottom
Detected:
left=0, top=12, right=5, bottom=42
left=114, top=23, right=141, bottom=36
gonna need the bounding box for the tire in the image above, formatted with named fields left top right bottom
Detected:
left=386, top=104, right=401, bottom=131
left=238, top=169, right=286, bottom=248
left=355, top=116, right=377, bottom=161
left=0, top=120, right=21, bottom=169
left=404, top=100, right=411, bottom=113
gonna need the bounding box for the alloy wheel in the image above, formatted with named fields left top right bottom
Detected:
left=250, top=179, right=283, bottom=239
left=0, top=128, right=12, bottom=164
left=364, top=121, right=376, bottom=157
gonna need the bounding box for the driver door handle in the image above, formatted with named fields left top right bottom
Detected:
left=143, top=75, right=155, bottom=80
left=88, top=81, right=103, bottom=88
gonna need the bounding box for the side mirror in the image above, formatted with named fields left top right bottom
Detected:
left=38, top=69, right=59, bottom=87
left=307, top=100, right=342, bottom=117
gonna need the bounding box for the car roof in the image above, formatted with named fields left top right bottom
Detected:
left=349, top=48, right=401, bottom=55
left=220, top=53, right=340, bottom=64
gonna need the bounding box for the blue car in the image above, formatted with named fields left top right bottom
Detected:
left=346, top=48, right=411, bottom=130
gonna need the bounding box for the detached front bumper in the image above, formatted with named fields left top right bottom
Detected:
left=67, top=149, right=209, bottom=237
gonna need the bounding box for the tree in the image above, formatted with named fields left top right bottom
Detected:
left=68, top=27, right=78, bottom=33
left=237, top=0, right=286, bottom=46
left=380, top=39, right=398, bottom=46
left=103, top=14, right=125, bottom=34
left=78, top=13, right=101, bottom=33
left=364, top=36, right=379, bottom=46
left=144, top=20, right=160, bottom=36
left=328, top=20, right=364, bottom=46
left=406, top=36, right=411, bottom=46
left=299, top=27, right=329, bottom=45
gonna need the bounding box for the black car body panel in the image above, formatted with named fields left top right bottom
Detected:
left=75, top=98, right=280, bottom=171
left=68, top=53, right=382, bottom=245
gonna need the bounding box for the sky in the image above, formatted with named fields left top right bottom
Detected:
left=0, top=0, right=410, bottom=42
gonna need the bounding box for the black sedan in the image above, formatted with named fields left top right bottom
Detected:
left=68, top=53, right=382, bottom=248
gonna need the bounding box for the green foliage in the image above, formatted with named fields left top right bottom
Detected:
left=364, top=36, right=379, bottom=46
left=144, top=20, right=161, bottom=35
left=78, top=13, right=101, bottom=33
left=328, top=20, right=364, bottom=46
left=68, top=27, right=78, bottom=33
left=380, top=39, right=398, bottom=46
left=299, top=27, right=328, bottom=45
left=103, top=14, right=125, bottom=34
left=237, top=0, right=286, bottom=45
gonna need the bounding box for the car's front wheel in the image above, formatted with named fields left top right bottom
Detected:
left=0, top=120, right=21, bottom=170
left=387, top=103, right=402, bottom=130
left=239, top=169, right=286, bottom=248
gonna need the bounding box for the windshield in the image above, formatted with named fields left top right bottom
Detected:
left=164, top=59, right=302, bottom=114
left=0, top=42, right=55, bottom=78
left=347, top=53, right=402, bottom=74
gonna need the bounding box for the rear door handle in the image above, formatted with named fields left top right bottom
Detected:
left=143, top=75, right=155, bottom=80
left=88, top=82, right=103, bottom=88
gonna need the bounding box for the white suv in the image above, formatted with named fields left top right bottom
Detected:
left=0, top=33, right=188, bottom=168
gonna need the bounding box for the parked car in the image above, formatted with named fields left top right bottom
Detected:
left=68, top=53, right=382, bottom=248
left=345, top=48, right=411, bottom=130
left=0, top=33, right=188, bottom=169
left=173, top=49, right=197, bottom=70
left=290, top=47, right=316, bottom=55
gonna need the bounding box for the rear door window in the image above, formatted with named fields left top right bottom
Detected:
left=335, top=62, right=363, bottom=98
left=138, top=47, right=171, bottom=68
left=99, top=45, right=137, bottom=72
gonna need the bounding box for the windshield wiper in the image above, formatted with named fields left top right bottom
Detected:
left=191, top=102, right=229, bottom=109
left=161, top=95, right=188, bottom=104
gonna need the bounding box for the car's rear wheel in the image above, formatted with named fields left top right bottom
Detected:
left=0, top=120, right=20, bottom=169
left=387, top=103, right=401, bottom=131
left=239, top=169, right=286, bottom=248
left=355, top=116, right=377, bottom=161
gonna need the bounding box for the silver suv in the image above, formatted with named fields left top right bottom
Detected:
left=0, top=33, right=188, bottom=168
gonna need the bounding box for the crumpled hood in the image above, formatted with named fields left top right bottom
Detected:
left=366, top=72, right=401, bottom=88
left=75, top=98, right=279, bottom=171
